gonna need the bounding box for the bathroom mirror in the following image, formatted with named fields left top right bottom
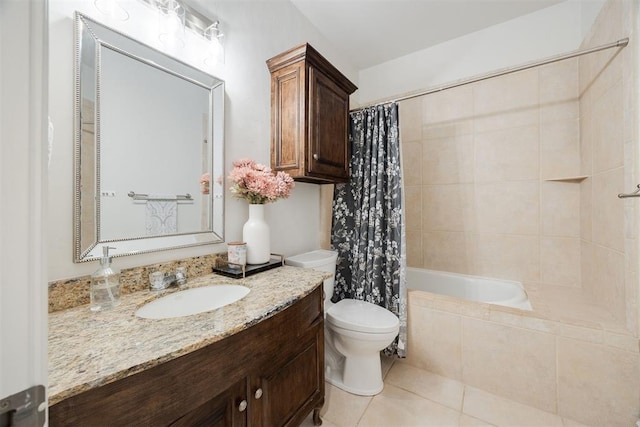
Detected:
left=74, top=12, right=225, bottom=262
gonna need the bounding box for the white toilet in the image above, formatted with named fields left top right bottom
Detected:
left=286, top=250, right=400, bottom=396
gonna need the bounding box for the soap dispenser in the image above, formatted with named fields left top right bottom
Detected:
left=90, top=246, right=121, bottom=311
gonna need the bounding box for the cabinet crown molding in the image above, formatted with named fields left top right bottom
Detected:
left=267, top=43, right=357, bottom=94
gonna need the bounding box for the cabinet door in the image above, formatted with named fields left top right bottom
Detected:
left=307, top=66, right=350, bottom=182
left=169, top=378, right=247, bottom=427
left=253, top=327, right=324, bottom=426
left=270, top=61, right=305, bottom=176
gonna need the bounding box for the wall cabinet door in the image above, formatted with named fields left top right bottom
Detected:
left=267, top=43, right=357, bottom=184
left=270, top=61, right=305, bottom=176
left=307, top=66, right=351, bottom=181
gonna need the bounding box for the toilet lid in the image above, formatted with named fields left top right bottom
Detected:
left=326, top=299, right=399, bottom=334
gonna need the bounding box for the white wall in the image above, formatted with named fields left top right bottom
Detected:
left=1, top=0, right=48, bottom=405
left=580, top=0, right=607, bottom=35
left=48, top=0, right=606, bottom=281
left=357, top=0, right=605, bottom=105
left=48, top=0, right=358, bottom=281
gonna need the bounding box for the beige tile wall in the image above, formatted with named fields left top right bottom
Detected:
left=399, top=60, right=581, bottom=290
left=401, top=1, right=640, bottom=425
left=399, top=0, right=638, bottom=330
left=579, top=0, right=631, bottom=328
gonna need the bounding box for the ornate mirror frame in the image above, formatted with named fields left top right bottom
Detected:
left=73, top=12, right=225, bottom=262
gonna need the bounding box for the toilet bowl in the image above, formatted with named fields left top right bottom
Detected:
left=285, top=250, right=400, bottom=396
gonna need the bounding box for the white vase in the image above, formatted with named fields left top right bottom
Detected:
left=243, top=204, right=271, bottom=264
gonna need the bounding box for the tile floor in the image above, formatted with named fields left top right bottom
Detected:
left=302, top=357, right=588, bottom=427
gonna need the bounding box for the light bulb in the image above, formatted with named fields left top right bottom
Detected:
left=158, top=0, right=185, bottom=48
left=94, top=0, right=129, bottom=21
left=203, top=22, right=225, bottom=66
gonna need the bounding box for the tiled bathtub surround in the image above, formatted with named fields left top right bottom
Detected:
left=406, top=291, right=640, bottom=426
left=401, top=0, right=637, bottom=332
left=400, top=0, right=640, bottom=425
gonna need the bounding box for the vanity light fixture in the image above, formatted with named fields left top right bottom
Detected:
left=93, top=0, right=130, bottom=21
left=203, top=21, right=225, bottom=65
left=157, top=0, right=186, bottom=48
left=138, top=0, right=225, bottom=61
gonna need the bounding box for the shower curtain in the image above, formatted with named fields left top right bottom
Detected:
left=331, top=102, right=407, bottom=357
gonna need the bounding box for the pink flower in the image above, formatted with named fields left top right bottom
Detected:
left=232, top=158, right=256, bottom=168
left=228, top=158, right=294, bottom=204
left=275, top=171, right=294, bottom=198
left=200, top=173, right=211, bottom=195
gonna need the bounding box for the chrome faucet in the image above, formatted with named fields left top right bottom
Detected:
left=149, top=272, right=177, bottom=291
left=161, top=274, right=178, bottom=289
left=149, top=269, right=186, bottom=291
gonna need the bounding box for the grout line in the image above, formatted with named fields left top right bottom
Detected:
left=460, top=382, right=467, bottom=414
left=538, top=69, right=544, bottom=300
left=460, top=312, right=466, bottom=407
left=555, top=334, right=561, bottom=421
left=354, top=394, right=375, bottom=427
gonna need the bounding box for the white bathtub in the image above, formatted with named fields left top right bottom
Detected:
left=406, top=268, right=532, bottom=311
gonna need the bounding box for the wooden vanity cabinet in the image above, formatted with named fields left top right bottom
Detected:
left=267, top=43, right=357, bottom=184
left=49, top=286, right=324, bottom=427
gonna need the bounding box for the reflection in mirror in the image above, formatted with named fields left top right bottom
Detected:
left=74, top=12, right=225, bottom=262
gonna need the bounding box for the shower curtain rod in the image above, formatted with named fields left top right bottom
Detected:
left=351, top=37, right=629, bottom=111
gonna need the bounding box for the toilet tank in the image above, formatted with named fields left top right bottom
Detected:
left=285, top=250, right=338, bottom=301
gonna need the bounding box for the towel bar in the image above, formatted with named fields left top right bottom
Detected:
left=128, top=191, right=192, bottom=201
left=618, top=184, right=640, bottom=198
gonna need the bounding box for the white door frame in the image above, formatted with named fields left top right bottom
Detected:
left=1, top=0, right=49, bottom=424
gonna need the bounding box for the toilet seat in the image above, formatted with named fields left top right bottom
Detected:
left=326, top=299, right=399, bottom=334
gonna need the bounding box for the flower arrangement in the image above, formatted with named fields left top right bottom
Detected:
left=228, top=158, right=294, bottom=204
left=199, top=172, right=211, bottom=194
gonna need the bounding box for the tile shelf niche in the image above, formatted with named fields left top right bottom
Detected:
left=544, top=175, right=589, bottom=183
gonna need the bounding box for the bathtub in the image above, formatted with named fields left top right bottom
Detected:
left=406, top=268, right=532, bottom=311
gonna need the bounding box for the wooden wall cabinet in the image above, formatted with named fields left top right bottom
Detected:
left=49, top=287, right=324, bottom=427
left=267, top=43, right=357, bottom=184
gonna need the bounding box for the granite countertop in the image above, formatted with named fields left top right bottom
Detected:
left=48, top=266, right=327, bottom=406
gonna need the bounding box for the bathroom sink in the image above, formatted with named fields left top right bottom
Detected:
left=135, top=285, right=250, bottom=319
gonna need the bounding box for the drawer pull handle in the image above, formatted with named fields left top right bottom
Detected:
left=238, top=400, right=247, bottom=412
left=254, top=388, right=263, bottom=399
left=313, top=153, right=319, bottom=160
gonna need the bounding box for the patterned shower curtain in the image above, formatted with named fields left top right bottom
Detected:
left=331, top=102, right=407, bottom=358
